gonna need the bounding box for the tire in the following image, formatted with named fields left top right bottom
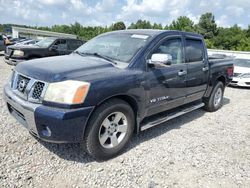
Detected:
left=203, top=81, right=225, bottom=112
left=83, top=99, right=135, bottom=160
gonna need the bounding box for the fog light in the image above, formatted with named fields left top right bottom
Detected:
left=41, top=126, right=51, bottom=137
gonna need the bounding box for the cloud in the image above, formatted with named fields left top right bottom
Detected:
left=95, top=0, right=117, bottom=12
left=39, top=0, right=68, bottom=5
left=0, top=0, right=249, bottom=28
left=226, top=6, right=244, bottom=17
left=216, top=15, right=230, bottom=28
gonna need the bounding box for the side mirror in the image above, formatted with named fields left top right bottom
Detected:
left=50, top=45, right=58, bottom=51
left=149, top=54, right=172, bottom=67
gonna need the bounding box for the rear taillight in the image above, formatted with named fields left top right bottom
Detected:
left=227, top=66, right=234, bottom=77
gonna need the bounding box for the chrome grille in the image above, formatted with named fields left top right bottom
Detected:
left=32, top=82, right=45, bottom=99
left=11, top=71, right=47, bottom=103
left=16, top=75, right=30, bottom=93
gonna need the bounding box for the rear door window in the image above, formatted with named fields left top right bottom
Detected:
left=185, top=39, right=204, bottom=63
left=68, top=40, right=83, bottom=50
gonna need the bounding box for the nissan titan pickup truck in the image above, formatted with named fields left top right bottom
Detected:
left=3, top=30, right=234, bottom=160
left=4, top=37, right=84, bottom=65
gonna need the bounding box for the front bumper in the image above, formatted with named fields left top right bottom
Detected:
left=3, top=84, right=94, bottom=143
left=4, top=55, right=24, bottom=65
left=230, top=77, right=250, bottom=88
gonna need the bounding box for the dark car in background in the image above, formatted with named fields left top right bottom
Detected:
left=4, top=37, right=84, bottom=65
left=14, top=39, right=40, bottom=46
left=0, top=35, right=5, bottom=51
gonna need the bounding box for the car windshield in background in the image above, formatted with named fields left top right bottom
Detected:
left=76, top=33, right=151, bottom=63
left=234, top=59, right=250, bottom=68
left=35, top=38, right=55, bottom=48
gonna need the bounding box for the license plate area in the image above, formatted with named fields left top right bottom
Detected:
left=7, top=103, right=28, bottom=128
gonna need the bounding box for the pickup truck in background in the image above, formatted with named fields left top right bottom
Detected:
left=4, top=37, right=84, bottom=65
left=3, top=30, right=234, bottom=160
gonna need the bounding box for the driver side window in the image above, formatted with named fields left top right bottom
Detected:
left=152, top=38, right=183, bottom=65
left=54, top=39, right=67, bottom=50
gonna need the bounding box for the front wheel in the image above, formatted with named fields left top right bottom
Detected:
left=83, top=99, right=135, bottom=160
left=203, top=81, right=225, bottom=112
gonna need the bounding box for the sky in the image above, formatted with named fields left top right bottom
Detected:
left=0, top=0, right=249, bottom=28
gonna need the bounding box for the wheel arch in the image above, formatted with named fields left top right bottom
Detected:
left=204, top=75, right=226, bottom=98
left=84, top=94, right=140, bottom=136
left=217, top=75, right=226, bottom=86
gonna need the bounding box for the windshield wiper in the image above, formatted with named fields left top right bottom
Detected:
left=80, top=52, right=117, bottom=65
left=74, top=51, right=85, bottom=57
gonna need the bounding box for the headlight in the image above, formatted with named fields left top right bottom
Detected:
left=13, top=50, right=24, bottom=56
left=44, top=80, right=90, bottom=105
left=240, top=73, right=250, bottom=78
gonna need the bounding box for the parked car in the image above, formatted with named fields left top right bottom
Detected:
left=4, top=37, right=84, bottom=65
left=3, top=30, right=234, bottom=160
left=230, top=59, right=250, bottom=87
left=0, top=34, right=5, bottom=51
left=2, top=34, right=12, bottom=46
left=4, top=39, right=39, bottom=57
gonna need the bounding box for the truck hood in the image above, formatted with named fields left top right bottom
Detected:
left=8, top=45, right=40, bottom=50
left=15, top=54, right=122, bottom=82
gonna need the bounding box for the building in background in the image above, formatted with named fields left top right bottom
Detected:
left=12, top=26, right=77, bottom=39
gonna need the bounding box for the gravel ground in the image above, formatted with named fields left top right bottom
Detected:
left=0, top=56, right=250, bottom=188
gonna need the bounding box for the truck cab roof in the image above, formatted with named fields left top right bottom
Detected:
left=102, top=29, right=204, bottom=39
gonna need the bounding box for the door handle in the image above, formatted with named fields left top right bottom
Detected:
left=178, top=70, right=187, bottom=76
left=202, top=66, right=209, bottom=72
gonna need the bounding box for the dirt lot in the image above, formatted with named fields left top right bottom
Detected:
left=0, top=56, right=250, bottom=188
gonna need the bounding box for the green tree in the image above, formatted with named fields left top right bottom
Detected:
left=246, top=25, right=250, bottom=38
left=169, top=16, right=195, bottom=32
left=111, top=21, right=126, bottom=30
left=164, top=25, right=169, bottom=30
left=70, top=22, right=82, bottom=35
left=213, top=25, right=246, bottom=50
left=152, top=23, right=163, bottom=30
left=197, top=12, right=218, bottom=39
left=128, top=20, right=152, bottom=29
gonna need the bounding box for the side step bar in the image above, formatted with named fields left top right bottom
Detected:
left=140, top=102, right=205, bottom=131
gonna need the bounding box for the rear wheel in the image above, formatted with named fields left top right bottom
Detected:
left=83, top=99, right=135, bottom=160
left=203, top=81, right=224, bottom=112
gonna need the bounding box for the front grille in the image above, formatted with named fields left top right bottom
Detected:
left=32, top=82, right=45, bottom=99
left=16, top=75, right=30, bottom=93
left=11, top=71, right=47, bottom=103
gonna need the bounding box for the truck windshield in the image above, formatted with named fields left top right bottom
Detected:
left=76, top=33, right=151, bottom=63
left=35, top=38, right=55, bottom=48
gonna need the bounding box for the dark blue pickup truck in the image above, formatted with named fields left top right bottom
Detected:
left=3, top=30, right=234, bottom=160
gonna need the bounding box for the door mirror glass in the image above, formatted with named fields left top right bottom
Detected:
left=50, top=45, right=58, bottom=51
left=149, top=53, right=173, bottom=66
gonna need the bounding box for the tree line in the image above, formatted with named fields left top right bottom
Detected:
left=1, top=12, right=250, bottom=51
